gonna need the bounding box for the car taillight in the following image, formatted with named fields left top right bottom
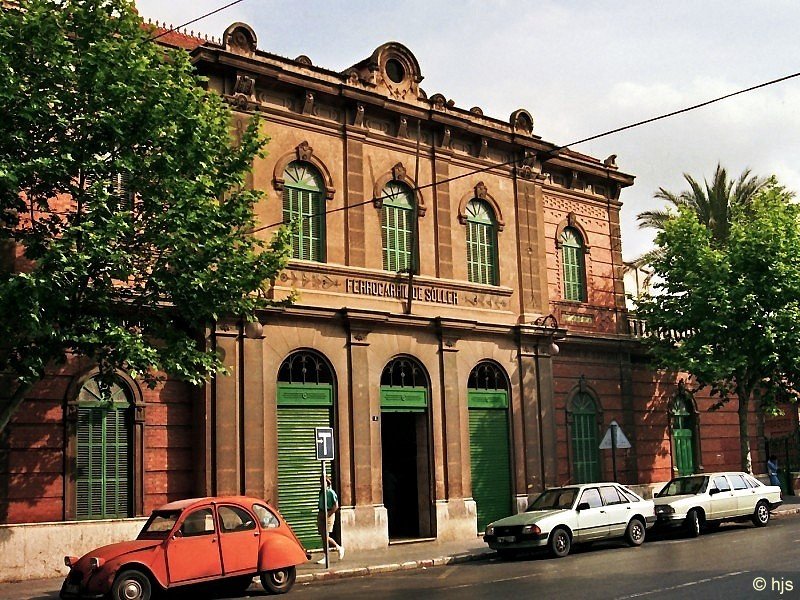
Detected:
left=89, top=557, right=105, bottom=570
left=64, top=556, right=77, bottom=568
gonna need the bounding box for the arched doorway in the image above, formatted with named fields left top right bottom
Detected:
left=467, top=361, right=511, bottom=533
left=276, top=350, right=335, bottom=549
left=670, top=392, right=698, bottom=476
left=567, top=386, right=601, bottom=484
left=380, top=356, right=433, bottom=540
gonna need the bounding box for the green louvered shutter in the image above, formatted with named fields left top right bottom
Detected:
left=276, top=383, right=333, bottom=550
left=381, top=182, right=414, bottom=272
left=469, top=391, right=511, bottom=532
left=561, top=228, right=586, bottom=302
left=570, top=394, right=600, bottom=483
left=465, top=200, right=498, bottom=285
left=283, top=161, right=325, bottom=261
left=76, top=405, right=131, bottom=519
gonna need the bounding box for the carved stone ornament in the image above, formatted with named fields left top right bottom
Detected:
left=296, top=141, right=314, bottom=162
left=441, top=127, right=451, bottom=149
left=479, top=138, right=489, bottom=159
left=398, top=116, right=409, bottom=138
left=443, top=338, right=458, bottom=349
left=392, top=162, right=407, bottom=181
left=510, top=109, right=534, bottom=135
left=354, top=103, right=365, bottom=127
left=430, top=93, right=447, bottom=110
left=470, top=106, right=484, bottom=116
left=347, top=69, right=360, bottom=85
left=518, top=151, right=537, bottom=180
left=567, top=212, right=578, bottom=228
left=294, top=54, right=313, bottom=66
left=223, top=23, right=257, bottom=56
left=604, top=154, right=618, bottom=168
left=234, top=74, right=256, bottom=98
left=302, top=91, right=315, bottom=115
left=474, top=181, right=488, bottom=200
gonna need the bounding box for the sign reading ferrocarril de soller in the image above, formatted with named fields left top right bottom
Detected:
left=345, top=278, right=458, bottom=305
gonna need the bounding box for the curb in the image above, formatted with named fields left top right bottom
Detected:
left=773, top=507, right=800, bottom=518
left=295, top=550, right=493, bottom=584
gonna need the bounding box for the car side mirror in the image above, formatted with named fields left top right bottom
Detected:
left=709, top=488, right=720, bottom=496
left=577, top=502, right=591, bottom=511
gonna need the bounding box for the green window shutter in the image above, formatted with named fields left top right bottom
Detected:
left=76, top=405, right=131, bottom=519
left=465, top=200, right=498, bottom=285
left=283, top=161, right=325, bottom=262
left=469, top=404, right=511, bottom=532
left=560, top=228, right=586, bottom=302
left=381, top=182, right=414, bottom=273
left=570, top=393, right=600, bottom=484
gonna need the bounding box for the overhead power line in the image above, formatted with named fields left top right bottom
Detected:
left=147, top=0, right=249, bottom=43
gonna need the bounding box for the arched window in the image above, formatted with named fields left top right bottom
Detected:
left=568, top=391, right=600, bottom=484
left=277, top=350, right=334, bottom=385
left=75, top=377, right=134, bottom=520
left=283, top=161, right=325, bottom=261
left=465, top=200, right=498, bottom=285
left=381, top=356, right=426, bottom=388
left=560, top=227, right=587, bottom=302
left=467, top=361, right=508, bottom=392
left=380, top=181, right=416, bottom=273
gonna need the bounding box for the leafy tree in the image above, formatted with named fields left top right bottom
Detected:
left=635, top=185, right=800, bottom=473
left=0, top=0, right=292, bottom=432
left=633, top=164, right=770, bottom=267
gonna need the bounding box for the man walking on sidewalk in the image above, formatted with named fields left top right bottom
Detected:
left=317, top=475, right=345, bottom=563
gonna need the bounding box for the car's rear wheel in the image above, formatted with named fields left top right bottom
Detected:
left=261, top=566, right=296, bottom=595
left=753, top=501, right=770, bottom=527
left=111, top=569, right=151, bottom=600
left=625, top=517, right=645, bottom=546
left=686, top=509, right=701, bottom=538
left=548, top=527, right=571, bottom=558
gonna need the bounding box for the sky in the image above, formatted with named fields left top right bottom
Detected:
left=135, top=0, right=800, bottom=261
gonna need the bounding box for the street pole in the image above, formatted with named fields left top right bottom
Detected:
left=321, top=461, right=329, bottom=569
left=611, top=422, right=618, bottom=482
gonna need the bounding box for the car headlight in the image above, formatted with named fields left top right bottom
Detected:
left=89, top=557, right=105, bottom=570
left=521, top=524, right=541, bottom=535
left=485, top=526, right=495, bottom=535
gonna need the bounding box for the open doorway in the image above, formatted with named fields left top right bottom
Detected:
left=380, top=357, right=434, bottom=541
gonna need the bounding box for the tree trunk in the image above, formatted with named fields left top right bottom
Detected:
left=736, top=388, right=752, bottom=474
left=0, top=381, right=33, bottom=435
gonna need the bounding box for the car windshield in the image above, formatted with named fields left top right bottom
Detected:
left=527, top=488, right=577, bottom=511
left=656, top=475, right=708, bottom=497
left=138, top=510, right=181, bottom=539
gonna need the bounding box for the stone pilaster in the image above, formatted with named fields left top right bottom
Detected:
left=213, top=324, right=241, bottom=495
left=242, top=335, right=265, bottom=498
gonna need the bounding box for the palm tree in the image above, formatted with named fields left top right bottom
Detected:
left=633, top=164, right=771, bottom=267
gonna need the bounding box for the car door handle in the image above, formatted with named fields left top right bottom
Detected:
left=253, top=531, right=260, bottom=537
left=211, top=538, right=217, bottom=543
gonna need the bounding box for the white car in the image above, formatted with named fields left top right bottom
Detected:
left=653, top=472, right=782, bottom=536
left=483, top=483, right=656, bottom=558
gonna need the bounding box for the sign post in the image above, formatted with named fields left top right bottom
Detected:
left=599, top=420, right=631, bottom=482
left=315, top=427, right=335, bottom=569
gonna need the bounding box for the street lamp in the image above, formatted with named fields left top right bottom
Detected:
left=532, top=313, right=560, bottom=356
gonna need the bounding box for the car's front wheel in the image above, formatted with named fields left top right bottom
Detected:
left=752, top=501, right=770, bottom=527
left=261, top=566, right=297, bottom=595
left=549, top=527, right=571, bottom=558
left=625, top=517, right=645, bottom=546
left=111, top=569, right=151, bottom=600
left=686, top=509, right=701, bottom=538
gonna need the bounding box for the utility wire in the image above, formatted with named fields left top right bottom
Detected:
left=251, top=69, right=800, bottom=234
left=147, top=0, right=249, bottom=42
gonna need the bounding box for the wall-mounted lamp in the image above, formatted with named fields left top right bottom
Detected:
left=532, top=313, right=560, bottom=356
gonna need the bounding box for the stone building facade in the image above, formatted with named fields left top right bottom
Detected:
left=0, top=19, right=781, bottom=578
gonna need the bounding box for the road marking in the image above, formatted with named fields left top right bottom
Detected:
left=436, top=567, right=455, bottom=580
left=448, top=572, right=543, bottom=590
left=614, top=571, right=750, bottom=599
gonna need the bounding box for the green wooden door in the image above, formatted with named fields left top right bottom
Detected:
left=672, top=410, right=696, bottom=476
left=570, top=393, right=600, bottom=484
left=468, top=390, right=511, bottom=533
left=276, top=383, right=333, bottom=550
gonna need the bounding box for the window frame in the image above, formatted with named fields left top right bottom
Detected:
left=282, top=160, right=326, bottom=262
left=380, top=181, right=417, bottom=273
left=560, top=227, right=587, bottom=302
left=464, top=199, right=499, bottom=285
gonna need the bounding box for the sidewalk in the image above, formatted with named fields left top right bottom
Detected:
left=2, top=499, right=798, bottom=600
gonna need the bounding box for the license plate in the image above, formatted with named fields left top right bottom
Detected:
left=498, top=535, right=516, bottom=543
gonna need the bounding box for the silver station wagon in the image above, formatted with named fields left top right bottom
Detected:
left=483, top=483, right=656, bottom=558
left=653, top=472, right=782, bottom=536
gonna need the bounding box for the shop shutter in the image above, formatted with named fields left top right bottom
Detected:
left=469, top=400, right=511, bottom=533
left=277, top=384, right=333, bottom=550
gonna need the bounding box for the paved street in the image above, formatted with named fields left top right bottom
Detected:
left=6, top=516, right=799, bottom=600
left=285, top=520, right=800, bottom=600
